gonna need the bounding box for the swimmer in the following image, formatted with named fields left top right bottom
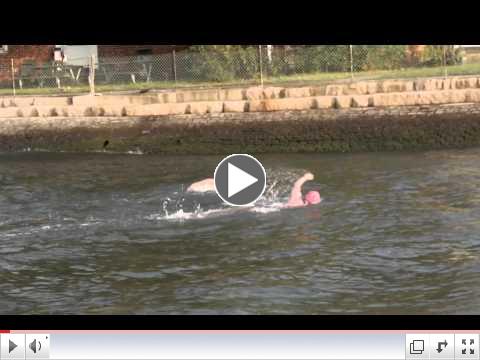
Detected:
left=186, top=178, right=215, bottom=193
left=187, top=172, right=321, bottom=208
left=286, top=172, right=321, bottom=208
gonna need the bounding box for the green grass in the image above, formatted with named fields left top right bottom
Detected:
left=1, top=62, right=480, bottom=97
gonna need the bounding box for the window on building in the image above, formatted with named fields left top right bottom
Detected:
left=136, top=48, right=153, bottom=55
left=0, top=45, right=8, bottom=54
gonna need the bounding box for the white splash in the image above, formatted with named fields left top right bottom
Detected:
left=250, top=202, right=284, bottom=214
left=127, top=149, right=144, bottom=155
left=149, top=168, right=317, bottom=221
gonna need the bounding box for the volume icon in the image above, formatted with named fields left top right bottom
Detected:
left=29, top=339, right=41, bottom=354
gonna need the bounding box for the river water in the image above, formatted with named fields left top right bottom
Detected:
left=2, top=149, right=480, bottom=314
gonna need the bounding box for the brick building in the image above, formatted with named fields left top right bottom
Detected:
left=0, top=45, right=55, bottom=81
left=0, top=45, right=190, bottom=82
left=98, top=45, right=189, bottom=57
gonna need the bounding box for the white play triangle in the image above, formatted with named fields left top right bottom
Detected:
left=227, top=162, right=258, bottom=198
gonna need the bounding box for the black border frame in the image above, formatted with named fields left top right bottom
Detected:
left=0, top=316, right=477, bottom=330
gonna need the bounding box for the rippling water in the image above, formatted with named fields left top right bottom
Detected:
left=2, top=148, right=480, bottom=314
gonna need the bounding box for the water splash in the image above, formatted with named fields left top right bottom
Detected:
left=127, top=149, right=144, bottom=155
left=148, top=168, right=316, bottom=221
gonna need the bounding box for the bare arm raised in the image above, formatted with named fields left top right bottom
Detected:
left=287, top=172, right=315, bottom=208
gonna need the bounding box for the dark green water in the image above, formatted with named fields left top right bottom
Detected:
left=2, top=149, right=480, bottom=314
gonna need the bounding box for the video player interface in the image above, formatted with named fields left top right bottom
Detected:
left=2, top=44, right=480, bottom=315
left=0, top=331, right=476, bottom=360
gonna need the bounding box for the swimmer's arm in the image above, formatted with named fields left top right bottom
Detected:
left=287, top=173, right=314, bottom=207
left=187, top=178, right=215, bottom=192
left=186, top=181, right=199, bottom=192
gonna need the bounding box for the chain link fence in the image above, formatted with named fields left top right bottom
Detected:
left=1, top=45, right=479, bottom=96
left=1, top=57, right=93, bottom=95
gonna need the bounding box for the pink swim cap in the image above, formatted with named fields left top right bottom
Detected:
left=305, top=191, right=321, bottom=205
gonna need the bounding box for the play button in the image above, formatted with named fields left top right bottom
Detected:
left=9, top=340, right=17, bottom=353
left=227, top=163, right=258, bottom=197
left=1, top=334, right=26, bottom=359
left=214, top=154, right=266, bottom=206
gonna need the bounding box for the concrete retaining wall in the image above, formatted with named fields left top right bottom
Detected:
left=3, top=103, right=480, bottom=154
left=2, top=75, right=480, bottom=116
left=3, top=76, right=480, bottom=155
left=2, top=89, right=480, bottom=119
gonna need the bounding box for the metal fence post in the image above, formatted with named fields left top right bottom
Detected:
left=11, top=59, right=16, bottom=97
left=89, top=54, right=96, bottom=95
left=259, top=45, right=264, bottom=87
left=443, top=45, right=448, bottom=78
left=172, top=49, right=177, bottom=85
left=349, top=45, right=354, bottom=81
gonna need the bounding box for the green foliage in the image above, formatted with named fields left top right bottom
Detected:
left=301, top=46, right=351, bottom=72
left=421, top=46, right=443, bottom=66
left=266, top=46, right=351, bottom=76
left=265, top=45, right=409, bottom=75
left=421, top=45, right=464, bottom=66
left=353, top=45, right=408, bottom=71
left=179, top=45, right=465, bottom=82
left=184, top=45, right=259, bottom=82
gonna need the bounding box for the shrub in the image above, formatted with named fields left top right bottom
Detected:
left=420, top=45, right=464, bottom=66
left=177, top=45, right=465, bottom=83
left=183, top=45, right=259, bottom=82
left=302, top=46, right=351, bottom=73
left=353, top=45, right=408, bottom=71
left=268, top=45, right=407, bottom=75
left=264, top=46, right=350, bottom=76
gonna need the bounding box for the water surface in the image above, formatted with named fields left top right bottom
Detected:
left=1, top=149, right=480, bottom=314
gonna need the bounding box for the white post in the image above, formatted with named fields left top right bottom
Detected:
left=266, top=45, right=273, bottom=63
left=172, top=49, right=177, bottom=84
left=443, top=45, right=448, bottom=78
left=11, top=59, right=16, bottom=97
left=89, top=54, right=96, bottom=95
left=259, top=45, right=264, bottom=87
left=350, top=45, right=354, bottom=80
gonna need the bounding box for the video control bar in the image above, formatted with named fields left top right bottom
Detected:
left=0, top=332, right=477, bottom=360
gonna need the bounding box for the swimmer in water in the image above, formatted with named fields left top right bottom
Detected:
left=187, top=172, right=321, bottom=207
left=286, top=172, right=321, bottom=208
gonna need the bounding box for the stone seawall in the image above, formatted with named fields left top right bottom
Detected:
left=2, top=76, right=480, bottom=119
left=2, top=103, right=480, bottom=154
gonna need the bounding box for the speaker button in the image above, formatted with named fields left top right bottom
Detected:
left=25, top=334, right=50, bottom=359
